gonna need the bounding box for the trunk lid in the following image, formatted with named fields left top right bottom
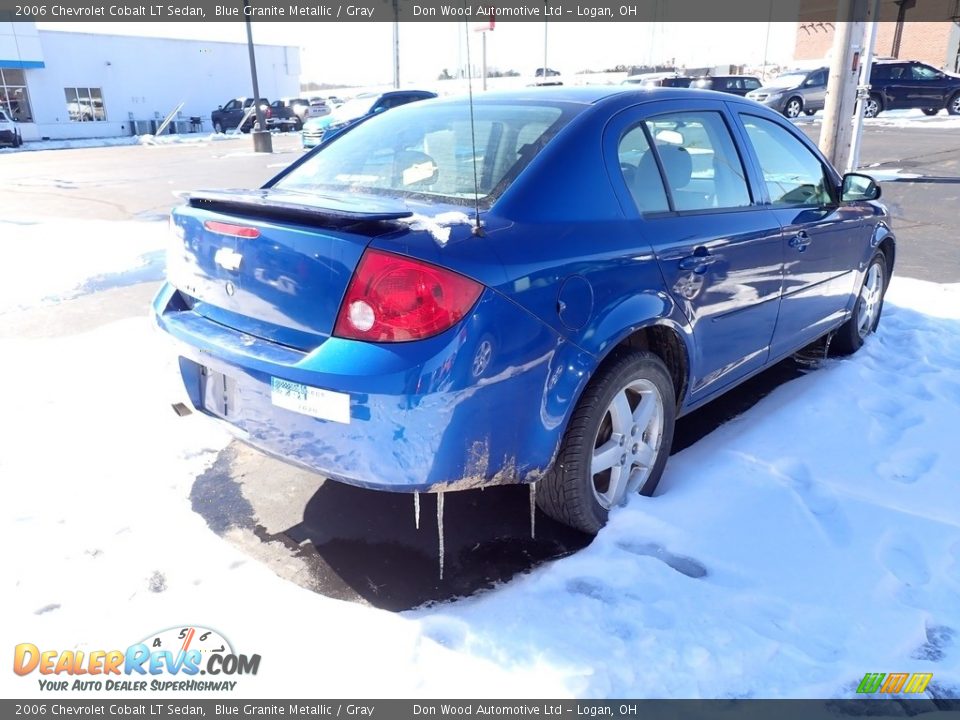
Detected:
left=168, top=189, right=412, bottom=351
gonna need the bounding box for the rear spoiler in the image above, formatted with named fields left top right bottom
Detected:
left=188, top=189, right=414, bottom=226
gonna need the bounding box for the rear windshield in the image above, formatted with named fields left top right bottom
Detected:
left=274, top=100, right=570, bottom=206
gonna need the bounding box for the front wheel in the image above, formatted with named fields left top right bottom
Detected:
left=783, top=97, right=803, bottom=119
left=832, top=253, right=888, bottom=356
left=948, top=93, right=960, bottom=116
left=213, top=121, right=224, bottom=134
left=863, top=94, right=882, bottom=118
left=537, top=351, right=676, bottom=535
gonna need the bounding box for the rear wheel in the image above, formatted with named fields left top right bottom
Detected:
left=921, top=108, right=940, bottom=116
left=804, top=109, right=817, bottom=116
left=537, top=351, right=676, bottom=535
left=948, top=93, right=960, bottom=116
left=832, top=253, right=888, bottom=356
left=783, top=97, right=803, bottom=119
left=863, top=94, right=882, bottom=118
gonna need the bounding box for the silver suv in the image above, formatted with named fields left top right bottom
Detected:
left=746, top=67, right=828, bottom=119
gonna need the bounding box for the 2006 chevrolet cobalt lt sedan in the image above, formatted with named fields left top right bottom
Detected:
left=154, top=87, right=894, bottom=534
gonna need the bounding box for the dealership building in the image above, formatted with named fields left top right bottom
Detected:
left=0, top=22, right=300, bottom=141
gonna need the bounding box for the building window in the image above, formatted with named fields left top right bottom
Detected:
left=64, top=87, right=107, bottom=122
left=0, top=69, right=34, bottom=123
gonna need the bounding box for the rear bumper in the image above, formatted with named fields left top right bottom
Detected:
left=153, top=283, right=589, bottom=493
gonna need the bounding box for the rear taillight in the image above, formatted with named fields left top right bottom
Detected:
left=334, top=249, right=482, bottom=342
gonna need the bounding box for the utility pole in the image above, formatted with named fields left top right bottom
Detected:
left=848, top=0, right=880, bottom=173
left=542, top=0, right=549, bottom=80
left=818, top=0, right=866, bottom=170
left=243, top=0, right=271, bottom=153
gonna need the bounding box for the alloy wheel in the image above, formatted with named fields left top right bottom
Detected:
left=785, top=99, right=802, bottom=119
left=590, top=379, right=664, bottom=509
left=857, top=262, right=884, bottom=338
left=951, top=95, right=960, bottom=115
left=864, top=98, right=880, bottom=118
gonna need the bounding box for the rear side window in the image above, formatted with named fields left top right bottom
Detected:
left=617, top=126, right=670, bottom=213
left=276, top=102, right=568, bottom=205
left=739, top=114, right=833, bottom=207
left=744, top=78, right=761, bottom=90
left=643, top=111, right=751, bottom=211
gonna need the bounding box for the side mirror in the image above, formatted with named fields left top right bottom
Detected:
left=841, top=172, right=881, bottom=202
left=218, top=105, right=223, bottom=110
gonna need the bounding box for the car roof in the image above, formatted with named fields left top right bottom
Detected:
left=429, top=85, right=741, bottom=106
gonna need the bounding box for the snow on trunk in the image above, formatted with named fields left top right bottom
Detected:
left=436, top=491, right=445, bottom=581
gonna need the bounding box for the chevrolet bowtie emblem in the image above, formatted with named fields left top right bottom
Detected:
left=214, top=247, right=244, bottom=272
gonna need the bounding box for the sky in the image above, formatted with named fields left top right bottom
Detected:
left=38, top=21, right=799, bottom=87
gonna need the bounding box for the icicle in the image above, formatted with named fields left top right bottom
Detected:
left=414, top=491, right=420, bottom=530
left=437, top=491, right=445, bottom=581
left=529, top=481, right=537, bottom=540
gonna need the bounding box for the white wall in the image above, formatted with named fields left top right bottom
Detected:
left=17, top=30, right=299, bottom=140
left=0, top=22, right=44, bottom=65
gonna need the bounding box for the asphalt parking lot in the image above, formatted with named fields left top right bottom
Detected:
left=2, top=123, right=958, bottom=609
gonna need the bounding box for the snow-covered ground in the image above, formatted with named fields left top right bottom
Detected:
left=795, top=108, right=960, bottom=130
left=0, top=131, right=301, bottom=154
left=2, top=220, right=958, bottom=699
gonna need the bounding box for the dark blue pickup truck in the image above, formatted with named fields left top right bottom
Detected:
left=865, top=59, right=960, bottom=117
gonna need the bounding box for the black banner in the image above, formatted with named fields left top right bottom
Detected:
left=0, top=0, right=956, bottom=22
left=2, top=700, right=960, bottom=719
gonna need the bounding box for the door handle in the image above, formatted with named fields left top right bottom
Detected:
left=678, top=248, right=718, bottom=274
left=788, top=231, right=812, bottom=252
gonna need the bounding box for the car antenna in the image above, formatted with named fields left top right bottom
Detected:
left=463, top=20, right=484, bottom=237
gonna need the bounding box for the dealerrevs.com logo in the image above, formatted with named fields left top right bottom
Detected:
left=13, top=626, right=261, bottom=692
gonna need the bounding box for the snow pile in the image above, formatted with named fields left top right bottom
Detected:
left=399, top=211, right=474, bottom=246
left=0, top=219, right=167, bottom=313
left=1, top=216, right=958, bottom=698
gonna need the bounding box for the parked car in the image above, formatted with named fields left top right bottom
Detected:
left=865, top=59, right=960, bottom=117
left=300, top=90, right=437, bottom=149
left=211, top=98, right=276, bottom=134
left=641, top=75, right=693, bottom=89
left=306, top=98, right=331, bottom=119
left=745, top=67, right=829, bottom=118
left=690, top=75, right=762, bottom=96
left=0, top=108, right=22, bottom=147
left=622, top=71, right=681, bottom=86
left=270, top=98, right=315, bottom=129
left=534, top=67, right=561, bottom=77
left=155, top=87, right=893, bottom=535
left=265, top=100, right=300, bottom=131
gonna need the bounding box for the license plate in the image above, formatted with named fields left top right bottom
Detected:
left=270, top=377, right=350, bottom=424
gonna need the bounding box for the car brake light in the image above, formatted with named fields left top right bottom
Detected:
left=203, top=220, right=260, bottom=239
left=334, top=249, right=482, bottom=342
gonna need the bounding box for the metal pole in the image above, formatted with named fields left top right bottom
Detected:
left=392, top=0, right=400, bottom=89
left=543, top=1, right=548, bottom=80
left=243, top=0, right=271, bottom=153
left=848, top=0, right=880, bottom=173
left=761, top=0, right=773, bottom=81
left=481, top=31, right=487, bottom=91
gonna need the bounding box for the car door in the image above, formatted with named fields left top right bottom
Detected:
left=908, top=62, right=949, bottom=107
left=735, top=112, right=868, bottom=357
left=610, top=100, right=785, bottom=398
left=879, top=63, right=911, bottom=109
left=800, top=69, right=828, bottom=110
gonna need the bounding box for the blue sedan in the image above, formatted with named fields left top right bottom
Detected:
left=154, top=87, right=894, bottom=534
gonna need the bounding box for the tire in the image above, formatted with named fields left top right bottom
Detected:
left=213, top=121, right=224, bottom=134
left=832, top=252, right=888, bottom=356
left=804, top=109, right=817, bottom=116
left=948, top=92, right=960, bottom=116
left=863, top=94, right=882, bottom=119
left=783, top=97, right=803, bottom=119
left=921, top=108, right=940, bottom=116
left=536, top=350, right=676, bottom=535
